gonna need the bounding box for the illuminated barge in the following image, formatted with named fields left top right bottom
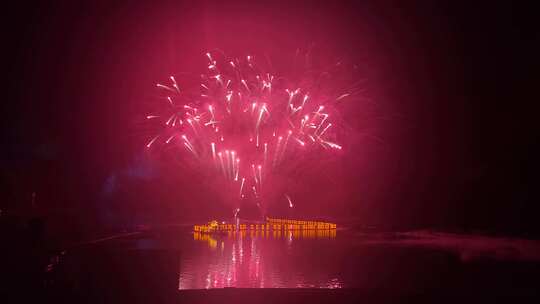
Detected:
left=194, top=217, right=337, bottom=233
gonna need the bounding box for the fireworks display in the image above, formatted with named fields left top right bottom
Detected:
left=145, top=51, right=355, bottom=217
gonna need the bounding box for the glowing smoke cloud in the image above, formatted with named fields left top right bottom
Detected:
left=145, top=52, right=352, bottom=217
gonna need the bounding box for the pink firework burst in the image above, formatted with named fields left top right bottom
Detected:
left=144, top=51, right=355, bottom=217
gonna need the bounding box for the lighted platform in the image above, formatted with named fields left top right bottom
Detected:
left=193, top=217, right=337, bottom=233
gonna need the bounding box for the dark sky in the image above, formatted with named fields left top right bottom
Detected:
left=2, top=1, right=539, bottom=237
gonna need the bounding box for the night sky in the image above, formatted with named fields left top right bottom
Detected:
left=2, top=1, right=539, bottom=238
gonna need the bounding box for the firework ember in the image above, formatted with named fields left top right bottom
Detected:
left=145, top=52, right=352, bottom=217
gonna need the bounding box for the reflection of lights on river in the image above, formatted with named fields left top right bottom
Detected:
left=183, top=230, right=339, bottom=289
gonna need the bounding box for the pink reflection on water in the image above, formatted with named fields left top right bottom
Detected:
left=179, top=230, right=338, bottom=289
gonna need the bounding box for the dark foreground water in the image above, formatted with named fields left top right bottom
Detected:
left=179, top=229, right=540, bottom=291
left=38, top=226, right=540, bottom=301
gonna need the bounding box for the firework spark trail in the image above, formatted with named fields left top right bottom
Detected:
left=285, top=194, right=293, bottom=208
left=145, top=52, right=349, bottom=213
left=239, top=177, right=245, bottom=198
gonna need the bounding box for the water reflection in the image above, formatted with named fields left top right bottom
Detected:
left=179, top=230, right=339, bottom=289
